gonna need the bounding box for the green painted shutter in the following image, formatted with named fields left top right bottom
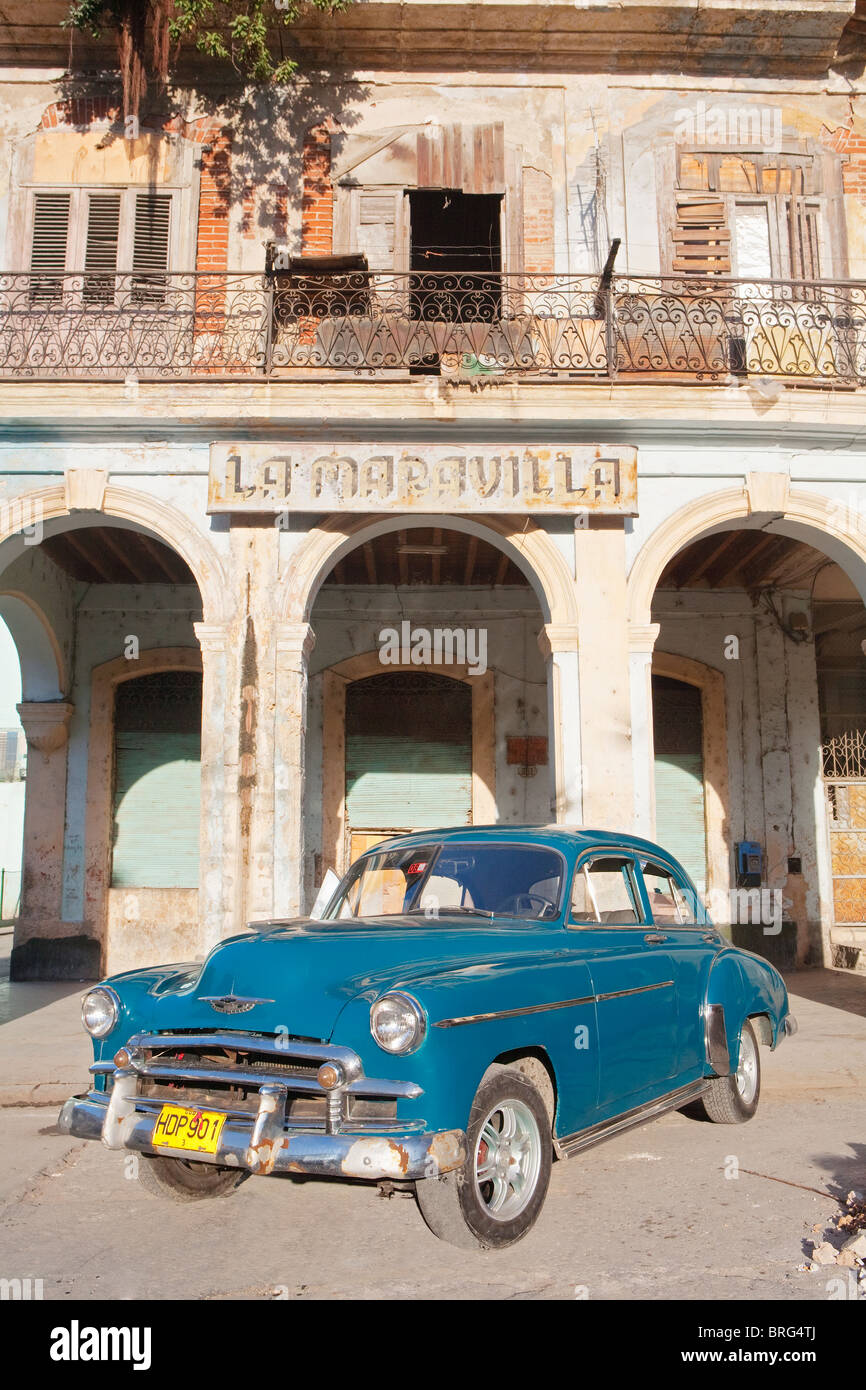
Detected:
left=654, top=753, right=707, bottom=896
left=112, top=733, right=201, bottom=887
left=345, top=672, right=472, bottom=832
left=652, top=675, right=707, bottom=895
left=346, top=734, right=472, bottom=829
left=111, top=671, right=201, bottom=889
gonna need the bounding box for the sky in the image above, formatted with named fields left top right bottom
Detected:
left=0, top=618, right=22, bottom=728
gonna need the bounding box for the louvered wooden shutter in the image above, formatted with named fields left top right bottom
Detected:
left=84, top=193, right=121, bottom=304
left=132, top=192, right=172, bottom=301
left=29, top=192, right=71, bottom=302
left=355, top=191, right=396, bottom=271
left=672, top=197, right=731, bottom=274
left=790, top=198, right=821, bottom=280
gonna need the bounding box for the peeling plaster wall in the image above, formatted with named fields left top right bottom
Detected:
left=653, top=587, right=823, bottom=962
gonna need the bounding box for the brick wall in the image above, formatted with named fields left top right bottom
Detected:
left=301, top=124, right=334, bottom=255
left=523, top=166, right=555, bottom=275
left=821, top=126, right=866, bottom=200
left=194, top=131, right=232, bottom=281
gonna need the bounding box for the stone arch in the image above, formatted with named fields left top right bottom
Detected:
left=281, top=512, right=578, bottom=628
left=628, top=479, right=866, bottom=629
left=0, top=481, right=230, bottom=625
left=319, top=651, right=495, bottom=876
left=651, top=650, right=731, bottom=908
left=0, top=591, right=65, bottom=699
left=85, top=647, right=203, bottom=973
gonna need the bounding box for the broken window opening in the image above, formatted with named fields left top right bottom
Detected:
left=409, top=189, right=502, bottom=322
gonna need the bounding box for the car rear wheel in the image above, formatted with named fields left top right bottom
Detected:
left=415, top=1065, right=552, bottom=1249
left=698, top=1019, right=761, bottom=1124
left=136, top=1153, right=248, bottom=1201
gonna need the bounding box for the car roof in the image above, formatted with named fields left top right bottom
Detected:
left=360, top=824, right=681, bottom=861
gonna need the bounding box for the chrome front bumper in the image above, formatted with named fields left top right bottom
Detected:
left=782, top=1014, right=798, bottom=1038
left=57, top=1079, right=466, bottom=1182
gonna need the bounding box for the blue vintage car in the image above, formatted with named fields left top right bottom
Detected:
left=59, top=826, right=797, bottom=1249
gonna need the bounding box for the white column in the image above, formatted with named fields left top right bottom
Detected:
left=14, top=701, right=74, bottom=949
left=628, top=623, right=660, bottom=838
left=538, top=625, right=582, bottom=822
left=273, top=622, right=316, bottom=918
left=194, top=623, right=233, bottom=956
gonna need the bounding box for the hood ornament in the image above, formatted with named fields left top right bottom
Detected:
left=201, top=995, right=274, bottom=1015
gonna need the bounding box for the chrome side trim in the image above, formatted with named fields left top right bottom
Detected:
left=434, top=994, right=596, bottom=1029
left=433, top=979, right=673, bottom=1029
left=554, top=1078, right=707, bottom=1160
left=704, top=1003, right=731, bottom=1076
left=596, top=980, right=674, bottom=1003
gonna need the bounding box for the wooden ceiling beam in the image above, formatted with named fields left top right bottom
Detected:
left=58, top=529, right=116, bottom=583
left=464, top=536, right=478, bottom=586
left=134, top=531, right=190, bottom=584
left=684, top=530, right=744, bottom=585
left=363, top=542, right=377, bottom=585
left=703, top=531, right=763, bottom=588
left=96, top=528, right=149, bottom=584
left=398, top=531, right=408, bottom=586
left=739, top=534, right=798, bottom=589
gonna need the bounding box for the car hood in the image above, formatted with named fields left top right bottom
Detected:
left=139, top=916, right=559, bottom=1041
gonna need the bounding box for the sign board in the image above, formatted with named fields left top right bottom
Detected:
left=208, top=443, right=638, bottom=515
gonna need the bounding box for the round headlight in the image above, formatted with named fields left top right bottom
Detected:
left=81, top=986, right=120, bottom=1039
left=370, top=992, right=427, bottom=1055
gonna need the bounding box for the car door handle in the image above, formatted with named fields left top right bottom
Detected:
left=701, top=932, right=717, bottom=943
left=644, top=933, right=669, bottom=944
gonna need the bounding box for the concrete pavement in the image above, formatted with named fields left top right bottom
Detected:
left=0, top=951, right=864, bottom=1299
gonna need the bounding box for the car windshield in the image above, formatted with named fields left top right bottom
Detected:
left=325, top=843, right=565, bottom=921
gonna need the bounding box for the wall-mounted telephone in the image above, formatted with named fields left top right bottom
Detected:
left=736, top=841, right=763, bottom=888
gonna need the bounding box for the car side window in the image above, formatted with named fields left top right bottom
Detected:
left=570, top=855, right=644, bottom=927
left=640, top=861, right=699, bottom=926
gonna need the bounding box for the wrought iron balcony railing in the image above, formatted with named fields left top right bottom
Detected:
left=1, top=269, right=865, bottom=383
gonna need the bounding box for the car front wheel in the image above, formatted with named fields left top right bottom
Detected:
left=698, top=1018, right=761, bottom=1124
left=415, top=1065, right=552, bottom=1249
left=136, top=1153, right=248, bottom=1201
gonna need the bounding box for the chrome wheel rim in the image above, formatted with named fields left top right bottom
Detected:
left=473, top=1098, right=542, bottom=1222
left=735, top=1029, right=758, bottom=1104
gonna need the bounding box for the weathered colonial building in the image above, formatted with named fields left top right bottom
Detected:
left=3, top=1, right=866, bottom=978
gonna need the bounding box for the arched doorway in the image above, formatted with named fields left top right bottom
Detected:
left=630, top=485, right=866, bottom=970
left=306, top=523, right=549, bottom=890
left=345, top=671, right=472, bottom=858
left=0, top=493, right=214, bottom=978
left=0, top=617, right=25, bottom=925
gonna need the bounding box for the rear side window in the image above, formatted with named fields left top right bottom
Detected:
left=640, top=861, right=699, bottom=925
left=570, top=856, right=644, bottom=926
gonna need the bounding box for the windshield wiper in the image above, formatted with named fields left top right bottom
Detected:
left=405, top=906, right=495, bottom=919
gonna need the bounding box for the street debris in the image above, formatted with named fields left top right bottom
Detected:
left=804, top=1190, right=866, bottom=1272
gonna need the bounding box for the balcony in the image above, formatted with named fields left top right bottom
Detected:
left=1, top=270, right=865, bottom=386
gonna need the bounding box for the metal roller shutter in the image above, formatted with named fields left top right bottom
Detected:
left=345, top=672, right=472, bottom=832
left=346, top=734, right=472, bottom=829
left=111, top=671, right=201, bottom=889
left=652, top=676, right=708, bottom=894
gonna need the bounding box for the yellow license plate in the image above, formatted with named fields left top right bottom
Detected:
left=152, top=1104, right=226, bottom=1154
